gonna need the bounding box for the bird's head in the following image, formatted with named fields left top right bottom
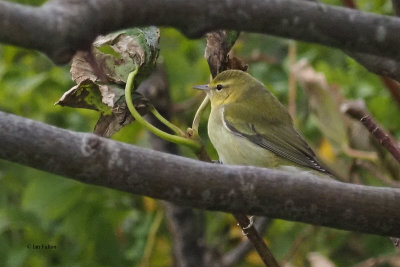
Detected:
left=193, top=70, right=262, bottom=108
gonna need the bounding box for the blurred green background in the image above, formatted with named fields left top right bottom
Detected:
left=0, top=0, right=399, bottom=266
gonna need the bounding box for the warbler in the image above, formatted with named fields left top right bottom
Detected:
left=193, top=70, right=329, bottom=175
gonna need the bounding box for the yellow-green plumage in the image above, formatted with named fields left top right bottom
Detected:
left=195, top=70, right=329, bottom=174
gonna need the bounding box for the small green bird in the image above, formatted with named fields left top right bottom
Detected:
left=193, top=70, right=329, bottom=175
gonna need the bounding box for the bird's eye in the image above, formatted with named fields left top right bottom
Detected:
left=216, top=84, right=223, bottom=91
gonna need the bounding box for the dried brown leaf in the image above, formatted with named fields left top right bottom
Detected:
left=57, top=27, right=160, bottom=137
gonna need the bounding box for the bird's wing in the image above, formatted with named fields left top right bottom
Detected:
left=223, top=103, right=329, bottom=174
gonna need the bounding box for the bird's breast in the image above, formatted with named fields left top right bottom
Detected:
left=207, top=107, right=278, bottom=167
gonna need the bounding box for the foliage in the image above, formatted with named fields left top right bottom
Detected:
left=0, top=1, right=399, bottom=266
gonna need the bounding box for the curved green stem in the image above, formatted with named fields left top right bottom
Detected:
left=192, top=95, right=209, bottom=134
left=125, top=69, right=201, bottom=152
left=149, top=106, right=186, bottom=137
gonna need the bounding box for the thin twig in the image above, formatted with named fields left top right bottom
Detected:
left=233, top=214, right=280, bottom=267
left=342, top=101, right=400, bottom=164
left=222, top=217, right=270, bottom=266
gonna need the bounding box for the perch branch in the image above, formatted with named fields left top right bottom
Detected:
left=1, top=111, right=400, bottom=236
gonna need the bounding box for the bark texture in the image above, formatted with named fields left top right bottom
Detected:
left=1, top=111, right=400, bottom=237
left=1, top=0, right=400, bottom=66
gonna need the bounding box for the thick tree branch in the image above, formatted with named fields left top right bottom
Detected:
left=1, top=111, right=400, bottom=237
left=2, top=0, right=400, bottom=64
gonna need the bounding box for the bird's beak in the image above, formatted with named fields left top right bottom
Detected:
left=192, top=84, right=210, bottom=91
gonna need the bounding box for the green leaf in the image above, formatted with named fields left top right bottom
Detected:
left=22, top=176, right=84, bottom=221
